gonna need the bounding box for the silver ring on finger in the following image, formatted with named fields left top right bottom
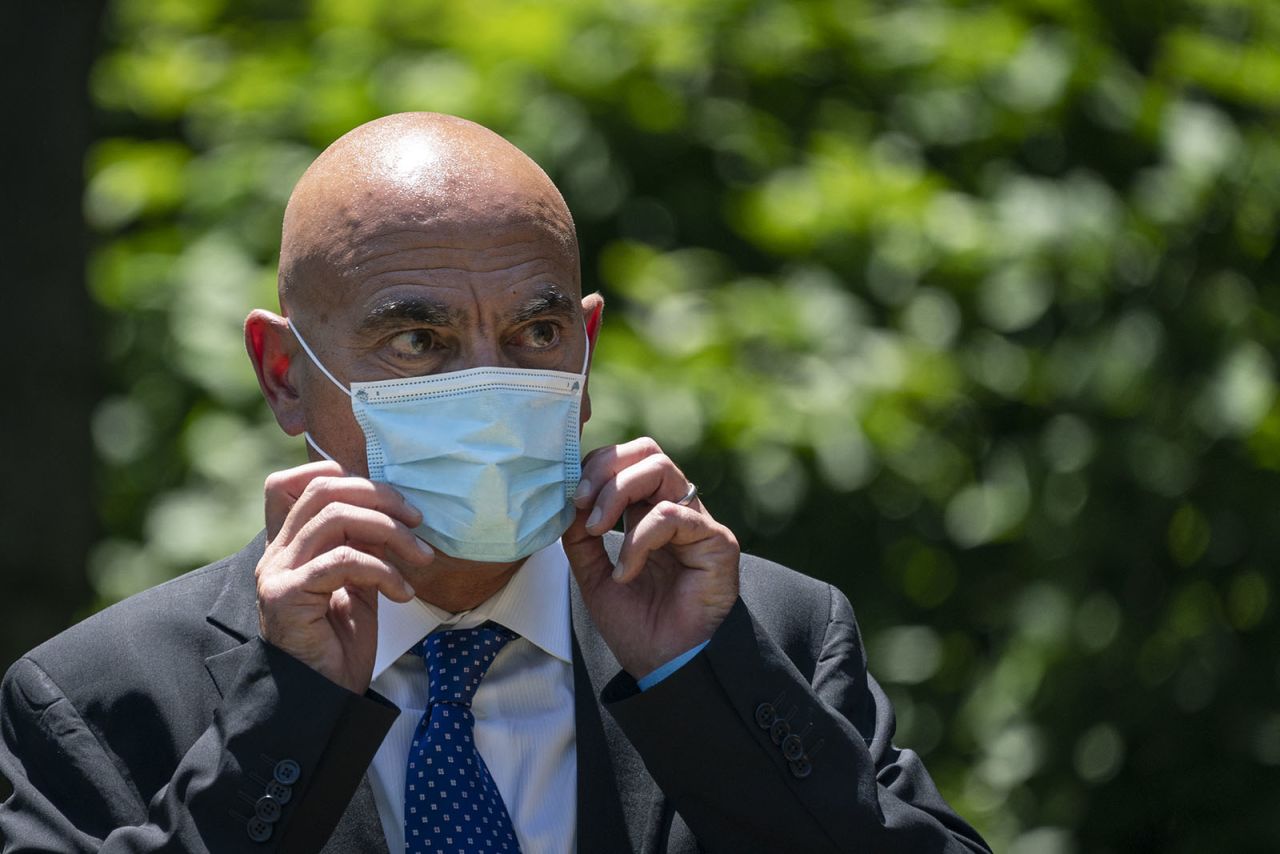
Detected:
left=675, top=482, right=698, bottom=506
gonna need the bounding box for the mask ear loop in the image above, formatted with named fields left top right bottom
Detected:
left=578, top=319, right=591, bottom=375
left=287, top=319, right=349, bottom=464
left=304, top=433, right=337, bottom=463
left=286, top=318, right=353, bottom=397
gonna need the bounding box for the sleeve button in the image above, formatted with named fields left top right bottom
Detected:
left=255, top=795, right=282, bottom=823
left=789, top=757, right=813, bottom=779
left=273, top=759, right=301, bottom=785
left=769, top=719, right=790, bottom=745
left=782, top=734, right=805, bottom=761
left=247, top=817, right=273, bottom=842
left=754, top=703, right=776, bottom=729
left=266, top=780, right=293, bottom=804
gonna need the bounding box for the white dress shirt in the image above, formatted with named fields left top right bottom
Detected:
left=367, top=541, right=577, bottom=854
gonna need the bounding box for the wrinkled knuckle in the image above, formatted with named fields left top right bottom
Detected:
left=256, top=577, right=285, bottom=607
left=313, top=500, right=348, bottom=528
left=312, top=475, right=339, bottom=496
left=654, top=501, right=681, bottom=523
left=255, top=550, right=291, bottom=580
left=302, top=476, right=342, bottom=504
left=714, top=525, right=741, bottom=556
left=636, top=436, right=662, bottom=456
left=645, top=452, right=673, bottom=472
left=328, top=544, right=363, bottom=569
left=263, top=470, right=289, bottom=495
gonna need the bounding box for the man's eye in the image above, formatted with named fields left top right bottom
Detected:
left=516, top=321, right=559, bottom=350
left=387, top=329, right=439, bottom=357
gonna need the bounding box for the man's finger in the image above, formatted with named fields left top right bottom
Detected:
left=574, top=437, right=666, bottom=508
left=263, top=461, right=346, bottom=540
left=262, top=545, right=417, bottom=604
left=614, top=501, right=726, bottom=584
left=281, top=503, right=435, bottom=570
left=561, top=508, right=615, bottom=597
left=272, top=475, right=422, bottom=546
left=582, top=452, right=693, bottom=536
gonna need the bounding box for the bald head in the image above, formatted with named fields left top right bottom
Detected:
left=279, top=113, right=578, bottom=311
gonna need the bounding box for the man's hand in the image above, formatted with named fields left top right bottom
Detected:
left=255, top=461, right=433, bottom=694
left=563, top=438, right=740, bottom=680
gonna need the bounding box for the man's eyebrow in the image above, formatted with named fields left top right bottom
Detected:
left=509, top=285, right=578, bottom=324
left=359, top=296, right=459, bottom=331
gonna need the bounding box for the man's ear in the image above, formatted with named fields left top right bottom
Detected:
left=245, top=309, right=306, bottom=436
left=583, top=292, right=604, bottom=347
left=579, top=292, right=605, bottom=428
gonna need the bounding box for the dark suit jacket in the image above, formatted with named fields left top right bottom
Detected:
left=0, top=533, right=988, bottom=853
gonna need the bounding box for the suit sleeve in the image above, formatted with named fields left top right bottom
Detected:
left=601, top=588, right=990, bottom=854
left=0, top=639, right=396, bottom=853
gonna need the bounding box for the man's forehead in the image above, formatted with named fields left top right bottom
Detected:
left=279, top=113, right=579, bottom=315
left=286, top=198, right=580, bottom=316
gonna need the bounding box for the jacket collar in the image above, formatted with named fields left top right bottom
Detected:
left=570, top=531, right=659, bottom=853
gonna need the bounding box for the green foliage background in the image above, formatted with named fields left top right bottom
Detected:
left=86, top=0, right=1280, bottom=850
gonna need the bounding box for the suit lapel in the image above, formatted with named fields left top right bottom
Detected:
left=202, top=533, right=266, bottom=698
left=571, top=620, right=631, bottom=853
left=571, top=556, right=665, bottom=854
left=203, top=642, right=258, bottom=699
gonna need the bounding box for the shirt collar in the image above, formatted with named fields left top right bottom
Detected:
left=371, top=539, right=572, bottom=680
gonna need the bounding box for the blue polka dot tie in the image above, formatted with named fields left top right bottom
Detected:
left=405, top=623, right=522, bottom=854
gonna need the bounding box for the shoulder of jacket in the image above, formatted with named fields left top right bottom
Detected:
left=734, top=549, right=848, bottom=670
left=738, top=550, right=834, bottom=610
left=15, top=534, right=264, bottom=690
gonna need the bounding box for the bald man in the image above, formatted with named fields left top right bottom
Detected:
left=0, top=114, right=988, bottom=853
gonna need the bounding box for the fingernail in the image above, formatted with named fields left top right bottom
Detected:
left=586, top=506, right=602, bottom=529
left=402, top=578, right=416, bottom=597
left=574, top=479, right=593, bottom=506
left=415, top=537, right=434, bottom=557
left=611, top=564, right=625, bottom=582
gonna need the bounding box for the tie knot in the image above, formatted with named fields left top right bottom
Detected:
left=417, top=622, right=517, bottom=708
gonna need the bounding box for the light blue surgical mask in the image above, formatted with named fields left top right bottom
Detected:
left=289, top=320, right=588, bottom=563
